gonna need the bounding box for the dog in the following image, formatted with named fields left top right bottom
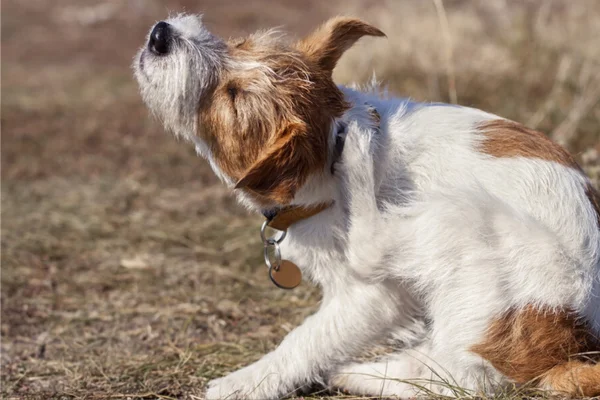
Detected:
left=133, top=14, right=600, bottom=399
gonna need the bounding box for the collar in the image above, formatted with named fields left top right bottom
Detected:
left=262, top=202, right=333, bottom=231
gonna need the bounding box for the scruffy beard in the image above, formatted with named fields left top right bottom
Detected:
left=132, top=14, right=227, bottom=143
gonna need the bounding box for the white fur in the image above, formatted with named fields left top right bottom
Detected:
left=205, top=91, right=600, bottom=398
left=133, top=16, right=600, bottom=399
left=133, top=14, right=226, bottom=144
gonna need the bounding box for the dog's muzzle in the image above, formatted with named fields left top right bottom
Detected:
left=148, top=21, right=172, bottom=55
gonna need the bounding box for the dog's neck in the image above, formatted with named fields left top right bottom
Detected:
left=259, top=119, right=349, bottom=230
left=258, top=97, right=382, bottom=230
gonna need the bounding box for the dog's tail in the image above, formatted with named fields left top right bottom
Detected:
left=540, top=360, right=600, bottom=397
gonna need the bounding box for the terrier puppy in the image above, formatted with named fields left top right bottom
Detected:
left=134, top=14, right=600, bottom=399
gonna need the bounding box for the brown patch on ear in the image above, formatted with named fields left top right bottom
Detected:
left=471, top=306, right=599, bottom=394
left=478, top=119, right=581, bottom=169
left=297, top=17, right=385, bottom=72
left=585, top=183, right=600, bottom=228
left=235, top=123, right=318, bottom=204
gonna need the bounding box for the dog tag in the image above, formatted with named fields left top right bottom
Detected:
left=269, top=260, right=302, bottom=289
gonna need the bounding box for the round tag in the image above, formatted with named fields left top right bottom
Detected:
left=269, top=260, right=302, bottom=289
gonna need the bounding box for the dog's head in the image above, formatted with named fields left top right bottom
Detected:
left=134, top=15, right=384, bottom=206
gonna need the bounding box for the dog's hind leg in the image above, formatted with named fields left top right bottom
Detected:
left=335, top=112, right=391, bottom=275
left=329, top=345, right=431, bottom=398
left=330, top=347, right=499, bottom=398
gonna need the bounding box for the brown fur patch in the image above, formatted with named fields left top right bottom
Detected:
left=471, top=306, right=599, bottom=394
left=541, top=361, right=600, bottom=397
left=234, top=123, right=328, bottom=203
left=198, top=31, right=346, bottom=205
left=197, top=18, right=384, bottom=205
left=478, top=119, right=581, bottom=169
left=198, top=32, right=331, bottom=186
left=585, top=183, right=600, bottom=229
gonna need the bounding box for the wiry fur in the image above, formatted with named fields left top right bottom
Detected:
left=133, top=15, right=600, bottom=399
left=133, top=14, right=226, bottom=143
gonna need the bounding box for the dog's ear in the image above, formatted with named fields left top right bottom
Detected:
left=235, top=123, right=319, bottom=204
left=298, top=17, right=385, bottom=73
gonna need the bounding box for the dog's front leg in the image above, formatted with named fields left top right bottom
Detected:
left=205, top=281, right=400, bottom=399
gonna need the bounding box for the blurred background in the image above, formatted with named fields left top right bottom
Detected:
left=2, top=0, right=599, bottom=398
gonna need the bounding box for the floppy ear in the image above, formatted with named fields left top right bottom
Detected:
left=297, top=16, right=385, bottom=72
left=235, top=123, right=320, bottom=204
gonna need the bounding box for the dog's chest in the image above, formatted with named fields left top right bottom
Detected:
left=280, top=223, right=350, bottom=286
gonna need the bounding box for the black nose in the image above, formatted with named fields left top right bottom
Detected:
left=149, top=21, right=171, bottom=55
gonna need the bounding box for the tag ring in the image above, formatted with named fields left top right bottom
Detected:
left=263, top=241, right=282, bottom=271
left=260, top=220, right=287, bottom=244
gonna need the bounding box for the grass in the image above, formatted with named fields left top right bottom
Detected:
left=1, top=0, right=599, bottom=399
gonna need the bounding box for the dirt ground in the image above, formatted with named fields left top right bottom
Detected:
left=2, top=1, right=599, bottom=399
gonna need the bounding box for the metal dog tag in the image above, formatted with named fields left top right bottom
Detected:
left=269, top=260, right=302, bottom=290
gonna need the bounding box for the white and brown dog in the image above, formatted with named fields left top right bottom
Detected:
left=134, top=14, right=600, bottom=399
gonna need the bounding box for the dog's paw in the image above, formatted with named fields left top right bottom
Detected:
left=337, top=121, right=375, bottom=169
left=205, top=377, right=230, bottom=400
left=333, top=102, right=381, bottom=181
left=204, top=363, right=281, bottom=400
left=205, top=376, right=256, bottom=400
left=333, top=116, right=379, bottom=203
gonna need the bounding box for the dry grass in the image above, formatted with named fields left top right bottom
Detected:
left=1, top=0, right=598, bottom=399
